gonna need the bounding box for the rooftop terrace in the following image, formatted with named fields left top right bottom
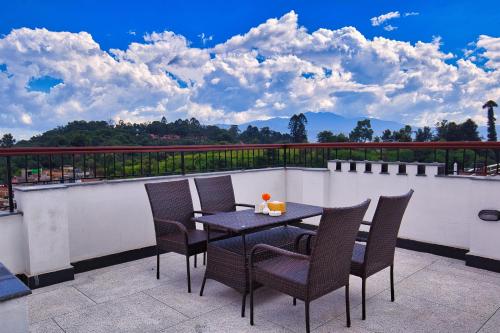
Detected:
left=28, top=248, right=500, bottom=333
left=1, top=143, right=500, bottom=332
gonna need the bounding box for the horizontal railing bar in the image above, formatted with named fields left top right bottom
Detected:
left=1, top=142, right=500, bottom=156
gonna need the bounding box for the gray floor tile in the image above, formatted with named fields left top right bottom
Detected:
left=29, top=319, right=65, bottom=333
left=427, top=258, right=500, bottom=286
left=73, top=258, right=186, bottom=303
left=28, top=286, right=95, bottom=324
left=479, top=308, right=500, bottom=333
left=313, top=318, right=374, bottom=333
left=161, top=302, right=292, bottom=333
left=145, top=273, right=241, bottom=318
left=54, top=292, right=188, bottom=333
left=397, top=266, right=500, bottom=315
left=352, top=293, right=488, bottom=333
left=250, top=287, right=351, bottom=332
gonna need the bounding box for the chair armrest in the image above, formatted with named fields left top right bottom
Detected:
left=361, top=220, right=372, bottom=226
left=154, top=218, right=189, bottom=245
left=193, top=210, right=216, bottom=216
left=249, top=244, right=309, bottom=268
left=356, top=236, right=368, bottom=243
left=294, top=231, right=316, bottom=253
left=234, top=203, right=255, bottom=208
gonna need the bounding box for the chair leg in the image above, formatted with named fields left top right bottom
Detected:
left=362, top=278, right=366, bottom=320
left=345, top=284, right=351, bottom=327
left=194, top=254, right=197, bottom=268
left=390, top=265, right=395, bottom=302
left=156, top=247, right=160, bottom=280
left=199, top=272, right=207, bottom=296
left=293, top=297, right=297, bottom=306
left=203, top=252, right=206, bottom=266
left=305, top=301, right=310, bottom=333
left=186, top=255, right=191, bottom=293
left=241, top=292, right=247, bottom=318
left=250, top=279, right=254, bottom=325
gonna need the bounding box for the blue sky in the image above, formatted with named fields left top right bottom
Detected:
left=2, top=1, right=498, bottom=58
left=0, top=1, right=499, bottom=138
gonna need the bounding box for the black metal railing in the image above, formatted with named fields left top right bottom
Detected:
left=1, top=142, right=500, bottom=212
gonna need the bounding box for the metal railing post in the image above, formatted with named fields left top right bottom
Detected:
left=283, top=146, right=287, bottom=168
left=6, top=156, right=14, bottom=212
left=444, top=149, right=450, bottom=175
left=181, top=151, right=186, bottom=175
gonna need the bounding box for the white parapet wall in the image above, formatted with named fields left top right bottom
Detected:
left=0, top=163, right=499, bottom=281
left=0, top=213, right=25, bottom=275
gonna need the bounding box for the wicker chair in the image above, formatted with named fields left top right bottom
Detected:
left=144, top=179, right=225, bottom=293
left=194, top=175, right=255, bottom=215
left=249, top=200, right=370, bottom=333
left=351, top=190, right=414, bottom=320
left=194, top=175, right=254, bottom=264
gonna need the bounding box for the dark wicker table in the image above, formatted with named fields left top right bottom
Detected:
left=194, top=202, right=323, bottom=233
left=195, top=202, right=323, bottom=317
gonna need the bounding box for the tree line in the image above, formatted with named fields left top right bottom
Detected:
left=0, top=100, right=497, bottom=147
left=310, top=100, right=498, bottom=143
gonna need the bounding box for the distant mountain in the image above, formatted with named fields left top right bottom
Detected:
left=221, top=112, right=406, bottom=142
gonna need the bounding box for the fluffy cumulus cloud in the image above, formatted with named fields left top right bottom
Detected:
left=0, top=11, right=499, bottom=138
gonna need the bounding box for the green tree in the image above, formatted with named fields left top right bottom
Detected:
left=349, top=119, right=373, bottom=142
left=1, top=133, right=15, bottom=147
left=483, top=100, right=498, bottom=141
left=317, top=130, right=334, bottom=143
left=393, top=125, right=413, bottom=142
left=435, top=119, right=480, bottom=141
left=288, top=113, right=308, bottom=143
left=415, top=126, right=433, bottom=142
left=317, top=131, right=349, bottom=142
left=381, top=129, right=393, bottom=142
left=460, top=119, right=480, bottom=141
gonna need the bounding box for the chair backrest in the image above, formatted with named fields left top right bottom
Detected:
left=194, top=175, right=236, bottom=213
left=308, top=199, right=370, bottom=298
left=364, top=190, right=414, bottom=275
left=144, top=179, right=196, bottom=236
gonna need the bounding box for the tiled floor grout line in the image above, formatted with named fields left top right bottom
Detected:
left=51, top=317, right=68, bottom=333
left=475, top=305, right=500, bottom=333
left=141, top=289, right=196, bottom=320
left=71, top=285, right=98, bottom=305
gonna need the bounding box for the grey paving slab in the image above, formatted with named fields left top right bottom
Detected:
left=29, top=319, right=65, bottom=333
left=25, top=248, right=500, bottom=333
left=28, top=286, right=95, bottom=324
left=72, top=255, right=201, bottom=303
left=397, top=265, right=500, bottom=316
left=478, top=308, right=500, bottom=333
left=145, top=273, right=241, bottom=318
left=161, top=302, right=292, bottom=333
left=427, top=258, right=500, bottom=286
left=250, top=287, right=352, bottom=332
left=351, top=293, right=488, bottom=333
left=313, top=318, right=374, bottom=333
left=54, top=292, right=188, bottom=333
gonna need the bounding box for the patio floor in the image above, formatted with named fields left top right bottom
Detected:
left=28, top=248, right=500, bottom=333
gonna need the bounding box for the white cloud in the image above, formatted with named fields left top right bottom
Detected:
left=0, top=11, right=498, bottom=139
left=384, top=25, right=398, bottom=31
left=404, top=12, right=419, bottom=17
left=128, top=30, right=137, bottom=36
left=370, top=11, right=400, bottom=26
left=198, top=33, right=213, bottom=45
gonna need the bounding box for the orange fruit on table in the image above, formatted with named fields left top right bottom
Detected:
left=262, top=193, right=271, bottom=201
